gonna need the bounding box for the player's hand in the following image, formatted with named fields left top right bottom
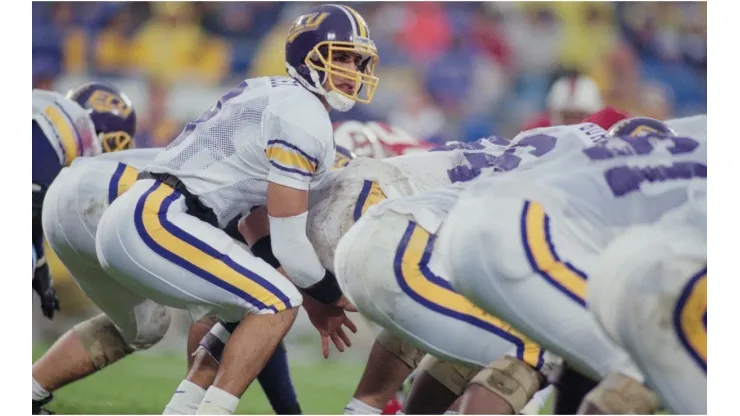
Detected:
left=302, top=294, right=358, bottom=358
left=38, top=287, right=61, bottom=320
left=333, top=295, right=358, bottom=312
left=32, top=262, right=61, bottom=320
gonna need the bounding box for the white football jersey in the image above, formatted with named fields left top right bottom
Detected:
left=371, top=132, right=707, bottom=236
left=33, top=89, right=100, bottom=166
left=382, top=135, right=512, bottom=189
left=147, top=76, right=335, bottom=228
left=666, top=114, right=707, bottom=142
left=497, top=122, right=611, bottom=173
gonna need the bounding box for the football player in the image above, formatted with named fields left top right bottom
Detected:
left=32, top=81, right=136, bottom=320
left=333, top=120, right=431, bottom=158
left=32, top=81, right=138, bottom=414
left=95, top=5, right=377, bottom=414
left=587, top=189, right=706, bottom=414
left=440, top=119, right=705, bottom=413
left=521, top=74, right=603, bottom=130
left=162, top=145, right=357, bottom=415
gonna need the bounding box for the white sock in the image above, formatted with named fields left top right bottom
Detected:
left=520, top=385, right=554, bottom=415
left=344, top=398, right=382, bottom=415
left=32, top=377, right=51, bottom=402
left=195, top=386, right=239, bottom=415
left=163, top=380, right=206, bottom=415
left=444, top=412, right=459, bottom=415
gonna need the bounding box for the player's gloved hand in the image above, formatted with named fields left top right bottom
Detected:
left=32, top=261, right=61, bottom=320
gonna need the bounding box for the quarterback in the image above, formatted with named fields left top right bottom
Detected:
left=95, top=4, right=378, bottom=414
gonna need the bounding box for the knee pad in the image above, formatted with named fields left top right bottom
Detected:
left=130, top=302, right=171, bottom=350
left=418, top=355, right=481, bottom=396
left=577, top=372, right=660, bottom=414
left=468, top=356, right=544, bottom=414
left=376, top=329, right=425, bottom=369
left=74, top=314, right=135, bottom=370
left=197, top=320, right=238, bottom=363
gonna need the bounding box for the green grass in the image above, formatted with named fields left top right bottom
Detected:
left=33, top=344, right=366, bottom=415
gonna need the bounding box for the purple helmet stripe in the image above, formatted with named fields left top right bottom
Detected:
left=331, top=4, right=359, bottom=38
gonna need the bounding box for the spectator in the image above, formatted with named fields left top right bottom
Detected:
left=130, top=2, right=230, bottom=86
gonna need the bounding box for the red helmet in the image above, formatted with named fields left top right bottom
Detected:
left=333, top=121, right=430, bottom=159
left=547, top=74, right=603, bottom=126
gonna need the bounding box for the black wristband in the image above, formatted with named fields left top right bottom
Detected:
left=219, top=319, right=240, bottom=333
left=303, top=270, right=343, bottom=304
left=223, top=215, right=246, bottom=244
left=251, top=236, right=281, bottom=269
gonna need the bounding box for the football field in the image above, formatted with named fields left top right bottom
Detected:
left=33, top=344, right=366, bottom=415
left=33, top=343, right=556, bottom=414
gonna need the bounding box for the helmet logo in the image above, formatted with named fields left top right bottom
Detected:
left=100, top=131, right=134, bottom=152
left=86, top=90, right=133, bottom=118
left=288, top=12, right=330, bottom=43
left=630, top=125, right=657, bottom=137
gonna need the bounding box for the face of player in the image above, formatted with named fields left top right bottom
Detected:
left=553, top=109, right=592, bottom=126
left=322, top=51, right=362, bottom=97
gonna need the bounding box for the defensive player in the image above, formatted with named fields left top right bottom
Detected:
left=333, top=120, right=431, bottom=158
left=521, top=73, right=603, bottom=130
left=587, top=190, right=707, bottom=414
left=32, top=82, right=136, bottom=320
left=95, top=5, right=377, bottom=414
left=440, top=120, right=705, bottom=413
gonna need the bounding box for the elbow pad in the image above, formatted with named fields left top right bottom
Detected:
left=268, top=212, right=325, bottom=288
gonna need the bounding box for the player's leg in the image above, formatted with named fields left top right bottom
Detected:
left=441, top=192, right=656, bottom=413
left=403, top=355, right=479, bottom=414
left=344, top=331, right=423, bottom=414
left=33, top=177, right=173, bottom=413
left=587, top=220, right=706, bottom=414
left=188, top=316, right=219, bottom=369
left=170, top=320, right=303, bottom=415
left=196, top=308, right=297, bottom=415
left=96, top=180, right=303, bottom=415
left=335, top=213, right=549, bottom=414
left=157, top=317, right=220, bottom=416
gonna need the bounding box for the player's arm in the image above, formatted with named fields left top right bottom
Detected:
left=263, top=118, right=343, bottom=305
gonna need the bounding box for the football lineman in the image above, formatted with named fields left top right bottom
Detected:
left=32, top=81, right=138, bottom=414
left=587, top=189, right=707, bottom=414
left=441, top=119, right=705, bottom=413
left=32, top=81, right=136, bottom=320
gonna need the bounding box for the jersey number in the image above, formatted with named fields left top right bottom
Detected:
left=181, top=81, right=249, bottom=136
left=584, top=134, right=704, bottom=197
left=442, top=134, right=558, bottom=183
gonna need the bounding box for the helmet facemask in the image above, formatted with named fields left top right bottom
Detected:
left=299, top=39, right=379, bottom=112
left=100, top=131, right=135, bottom=153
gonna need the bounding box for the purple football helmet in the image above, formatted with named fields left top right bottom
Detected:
left=285, top=4, right=379, bottom=112
left=67, top=81, right=137, bottom=153
left=607, top=116, right=676, bottom=138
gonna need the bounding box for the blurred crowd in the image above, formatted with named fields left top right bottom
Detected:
left=33, top=2, right=707, bottom=147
